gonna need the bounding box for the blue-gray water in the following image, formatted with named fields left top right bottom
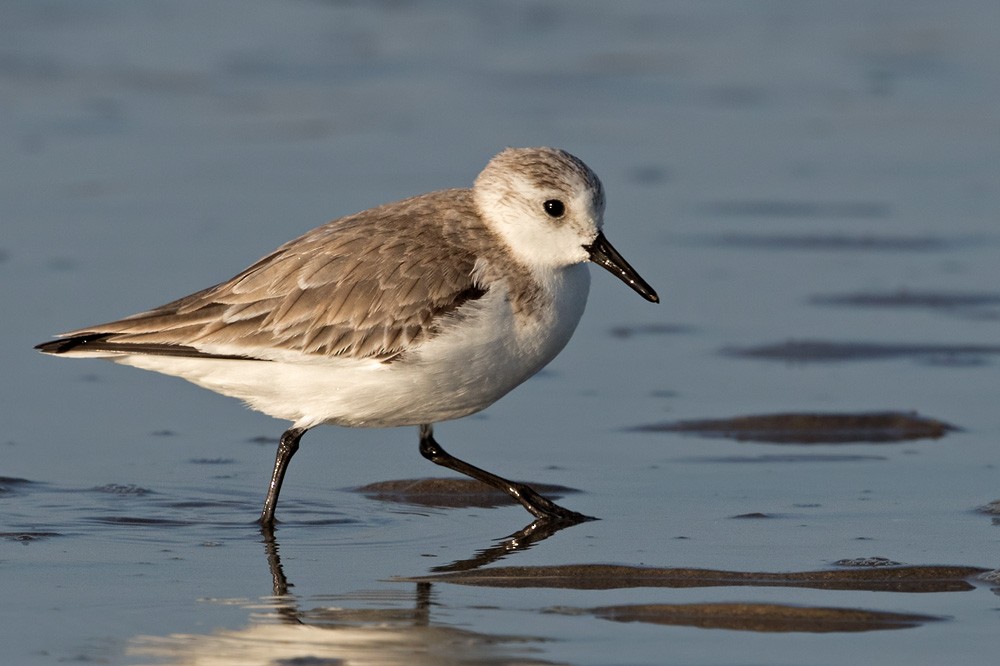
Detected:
left=3, top=1, right=999, bottom=664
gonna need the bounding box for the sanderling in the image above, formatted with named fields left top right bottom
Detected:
left=36, top=147, right=658, bottom=527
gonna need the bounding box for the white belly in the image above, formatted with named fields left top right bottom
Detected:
left=116, top=264, right=591, bottom=429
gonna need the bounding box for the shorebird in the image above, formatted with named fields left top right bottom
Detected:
left=36, top=147, right=658, bottom=526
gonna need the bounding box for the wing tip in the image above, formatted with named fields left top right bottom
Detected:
left=35, top=332, right=270, bottom=362
left=35, top=333, right=112, bottom=355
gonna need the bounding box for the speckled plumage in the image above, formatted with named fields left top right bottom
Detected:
left=51, top=189, right=524, bottom=361
left=36, top=147, right=658, bottom=526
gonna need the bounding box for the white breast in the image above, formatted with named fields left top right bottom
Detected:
left=115, top=263, right=592, bottom=430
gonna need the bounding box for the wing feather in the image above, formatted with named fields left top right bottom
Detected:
left=44, top=189, right=491, bottom=361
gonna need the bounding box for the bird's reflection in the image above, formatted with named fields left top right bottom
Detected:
left=128, top=520, right=576, bottom=665
left=258, top=515, right=583, bottom=630
left=261, top=513, right=584, bottom=595
left=129, top=597, right=551, bottom=665
left=431, top=516, right=585, bottom=573
left=261, top=529, right=291, bottom=597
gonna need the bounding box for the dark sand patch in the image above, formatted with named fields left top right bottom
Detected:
left=706, top=233, right=947, bottom=251
left=810, top=290, right=1000, bottom=310
left=165, top=498, right=247, bottom=510
left=575, top=602, right=939, bottom=633
left=632, top=411, right=955, bottom=444
left=0, top=476, right=38, bottom=493
left=609, top=323, right=695, bottom=338
left=704, top=200, right=890, bottom=219
left=90, top=483, right=154, bottom=495
left=353, top=478, right=578, bottom=509
left=721, top=340, right=1000, bottom=364
left=187, top=458, right=236, bottom=465
left=834, top=557, right=902, bottom=567
left=88, top=516, right=194, bottom=527
left=405, top=563, right=987, bottom=593
left=0, top=532, right=62, bottom=543
left=681, top=454, right=886, bottom=463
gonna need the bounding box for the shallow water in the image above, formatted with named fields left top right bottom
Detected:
left=3, top=1, right=1000, bottom=664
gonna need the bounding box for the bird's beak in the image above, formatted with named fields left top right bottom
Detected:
left=584, top=231, right=659, bottom=303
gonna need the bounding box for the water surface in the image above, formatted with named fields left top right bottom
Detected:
left=3, top=2, right=999, bottom=665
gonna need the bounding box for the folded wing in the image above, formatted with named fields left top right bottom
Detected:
left=37, top=189, right=488, bottom=362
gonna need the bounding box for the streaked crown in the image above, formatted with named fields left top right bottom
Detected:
left=473, top=147, right=606, bottom=269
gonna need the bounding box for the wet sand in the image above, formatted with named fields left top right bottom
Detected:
left=3, top=1, right=1000, bottom=665
left=633, top=411, right=956, bottom=443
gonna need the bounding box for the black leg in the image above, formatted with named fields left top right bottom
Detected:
left=418, top=424, right=593, bottom=523
left=259, top=427, right=307, bottom=527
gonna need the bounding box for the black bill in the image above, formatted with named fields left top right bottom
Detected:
left=584, top=231, right=659, bottom=303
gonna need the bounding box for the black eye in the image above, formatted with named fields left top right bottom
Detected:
left=543, top=199, right=565, bottom=218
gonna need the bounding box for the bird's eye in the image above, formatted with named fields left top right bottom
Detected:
left=543, top=199, right=565, bottom=218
